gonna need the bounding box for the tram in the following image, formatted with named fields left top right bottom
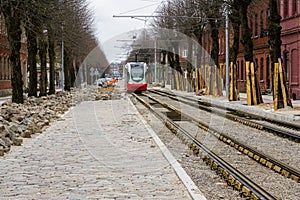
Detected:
left=125, top=62, right=147, bottom=92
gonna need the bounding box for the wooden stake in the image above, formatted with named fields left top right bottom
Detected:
left=273, top=63, right=279, bottom=110
left=278, top=60, right=288, bottom=107
left=175, top=71, right=179, bottom=90
left=233, top=62, right=238, bottom=101
left=246, top=62, right=252, bottom=105
left=250, top=62, right=257, bottom=105
left=229, top=62, right=233, bottom=101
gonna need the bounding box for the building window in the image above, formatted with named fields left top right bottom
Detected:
left=292, top=0, right=297, bottom=15
left=260, top=10, right=264, bottom=37
left=255, top=14, right=258, bottom=37
left=284, top=0, right=289, bottom=18
left=255, top=58, right=259, bottom=72
left=260, top=58, right=264, bottom=81
left=284, top=51, right=289, bottom=81
left=266, top=56, right=271, bottom=89
left=182, top=49, right=187, bottom=58
left=291, top=49, right=299, bottom=84
left=236, top=61, right=241, bottom=80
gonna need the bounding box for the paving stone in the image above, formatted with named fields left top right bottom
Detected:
left=0, top=98, right=196, bottom=199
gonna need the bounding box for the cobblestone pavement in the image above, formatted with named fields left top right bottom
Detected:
left=0, top=99, right=196, bottom=199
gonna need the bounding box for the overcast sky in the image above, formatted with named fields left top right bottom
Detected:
left=89, top=0, right=160, bottom=44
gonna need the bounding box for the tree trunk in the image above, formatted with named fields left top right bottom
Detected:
left=268, top=0, right=282, bottom=64
left=2, top=6, right=24, bottom=103
left=70, top=58, right=75, bottom=88
left=193, top=26, right=203, bottom=67
left=25, top=26, right=38, bottom=97
left=64, top=49, right=71, bottom=91
left=229, top=1, right=240, bottom=64
left=240, top=1, right=253, bottom=62
left=38, top=35, right=48, bottom=97
left=240, top=0, right=263, bottom=105
left=229, top=1, right=241, bottom=101
left=48, top=27, right=56, bottom=95
left=268, top=0, right=291, bottom=108
left=209, top=19, right=219, bottom=67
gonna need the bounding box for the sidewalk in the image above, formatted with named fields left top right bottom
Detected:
left=0, top=95, right=206, bottom=199
left=0, top=96, right=10, bottom=105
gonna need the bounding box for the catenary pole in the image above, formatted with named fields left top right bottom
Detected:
left=225, top=5, right=229, bottom=98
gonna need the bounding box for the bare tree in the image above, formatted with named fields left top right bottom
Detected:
left=0, top=0, right=101, bottom=102
left=0, top=1, right=24, bottom=103
left=268, top=0, right=292, bottom=109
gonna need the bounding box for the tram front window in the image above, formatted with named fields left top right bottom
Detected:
left=131, top=64, right=144, bottom=82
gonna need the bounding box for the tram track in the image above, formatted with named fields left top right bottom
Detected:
left=141, top=92, right=300, bottom=183
left=148, top=89, right=300, bottom=143
left=132, top=92, right=278, bottom=200
left=131, top=91, right=300, bottom=199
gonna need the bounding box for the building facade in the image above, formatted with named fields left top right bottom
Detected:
left=280, top=0, right=300, bottom=99
left=0, top=14, right=28, bottom=96
left=215, top=0, right=300, bottom=99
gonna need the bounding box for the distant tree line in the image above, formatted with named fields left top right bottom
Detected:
left=0, top=0, right=100, bottom=103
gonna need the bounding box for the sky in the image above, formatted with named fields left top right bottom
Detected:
left=88, top=0, right=161, bottom=44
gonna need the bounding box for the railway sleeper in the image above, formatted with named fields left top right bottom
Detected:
left=266, top=161, right=274, bottom=169
left=238, top=146, right=244, bottom=152
left=273, top=165, right=281, bottom=173
left=259, top=158, right=267, bottom=165
left=253, top=154, right=260, bottom=161
left=217, top=166, right=224, bottom=175
left=241, top=186, right=251, bottom=198
left=248, top=151, right=254, bottom=158
left=290, top=174, right=299, bottom=182
left=250, top=192, right=260, bottom=200
left=202, top=155, right=210, bottom=162
left=222, top=170, right=230, bottom=180
left=226, top=139, right=231, bottom=144
left=257, top=125, right=263, bottom=130
left=189, top=143, right=196, bottom=151
left=212, top=162, right=218, bottom=171
left=228, top=174, right=235, bottom=186
left=219, top=135, right=224, bottom=140
left=234, top=179, right=242, bottom=190
left=281, top=169, right=290, bottom=178
left=193, top=148, right=200, bottom=155
left=199, top=152, right=206, bottom=160
left=234, top=144, right=239, bottom=149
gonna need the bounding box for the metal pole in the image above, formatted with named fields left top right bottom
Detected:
left=225, top=5, right=229, bottom=98
left=154, top=38, right=157, bottom=83
left=61, top=23, right=64, bottom=90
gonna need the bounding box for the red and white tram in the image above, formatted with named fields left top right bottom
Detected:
left=125, top=62, right=147, bottom=92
